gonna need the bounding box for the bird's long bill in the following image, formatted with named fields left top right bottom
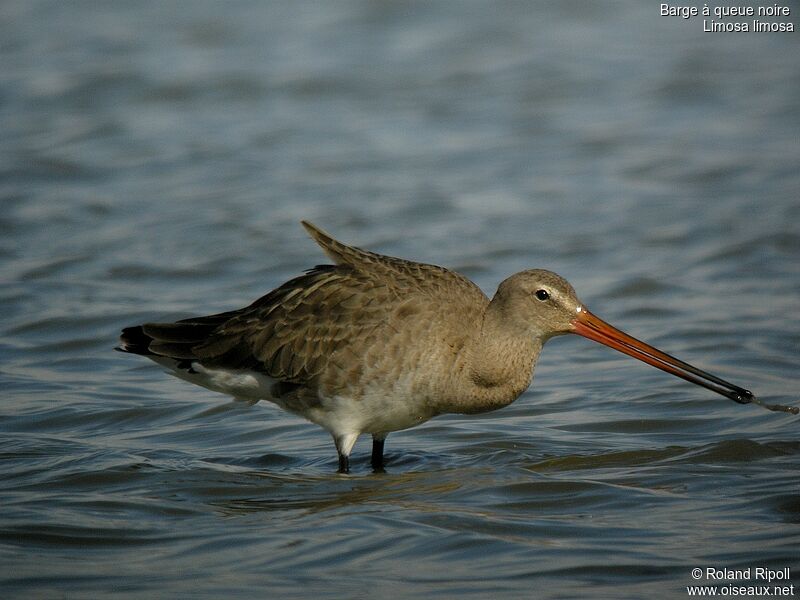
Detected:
left=571, top=308, right=753, bottom=405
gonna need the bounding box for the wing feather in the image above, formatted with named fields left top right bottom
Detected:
left=122, top=222, right=489, bottom=398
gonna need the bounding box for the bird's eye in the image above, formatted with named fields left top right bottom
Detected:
left=535, top=289, right=550, bottom=301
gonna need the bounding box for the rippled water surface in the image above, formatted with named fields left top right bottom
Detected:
left=2, top=2, right=799, bottom=598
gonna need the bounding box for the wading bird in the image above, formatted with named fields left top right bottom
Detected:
left=119, top=221, right=766, bottom=473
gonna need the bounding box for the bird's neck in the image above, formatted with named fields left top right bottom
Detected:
left=460, top=300, right=542, bottom=413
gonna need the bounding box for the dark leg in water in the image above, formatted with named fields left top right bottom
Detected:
left=338, top=453, right=350, bottom=474
left=371, top=437, right=386, bottom=472
left=334, top=433, right=356, bottom=474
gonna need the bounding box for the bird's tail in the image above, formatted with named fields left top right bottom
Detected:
left=116, top=316, right=229, bottom=359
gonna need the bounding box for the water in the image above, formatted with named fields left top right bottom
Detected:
left=2, top=1, right=799, bottom=598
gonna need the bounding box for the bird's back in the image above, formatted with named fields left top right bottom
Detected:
left=120, top=222, right=489, bottom=408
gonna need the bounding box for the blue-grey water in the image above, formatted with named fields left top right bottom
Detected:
left=2, top=2, right=799, bottom=598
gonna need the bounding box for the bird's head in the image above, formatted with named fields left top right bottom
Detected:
left=494, top=269, right=755, bottom=406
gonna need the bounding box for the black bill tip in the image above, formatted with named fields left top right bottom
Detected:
left=729, top=389, right=754, bottom=405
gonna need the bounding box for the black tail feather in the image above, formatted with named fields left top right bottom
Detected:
left=141, top=322, right=217, bottom=344
left=117, top=325, right=155, bottom=355
left=118, top=313, right=233, bottom=360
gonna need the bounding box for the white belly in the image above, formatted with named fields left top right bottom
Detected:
left=152, top=357, right=436, bottom=438
left=305, top=386, right=436, bottom=439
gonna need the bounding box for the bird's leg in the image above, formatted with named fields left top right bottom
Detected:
left=333, top=432, right=358, bottom=474
left=337, top=453, right=350, bottom=474
left=371, top=435, right=386, bottom=472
